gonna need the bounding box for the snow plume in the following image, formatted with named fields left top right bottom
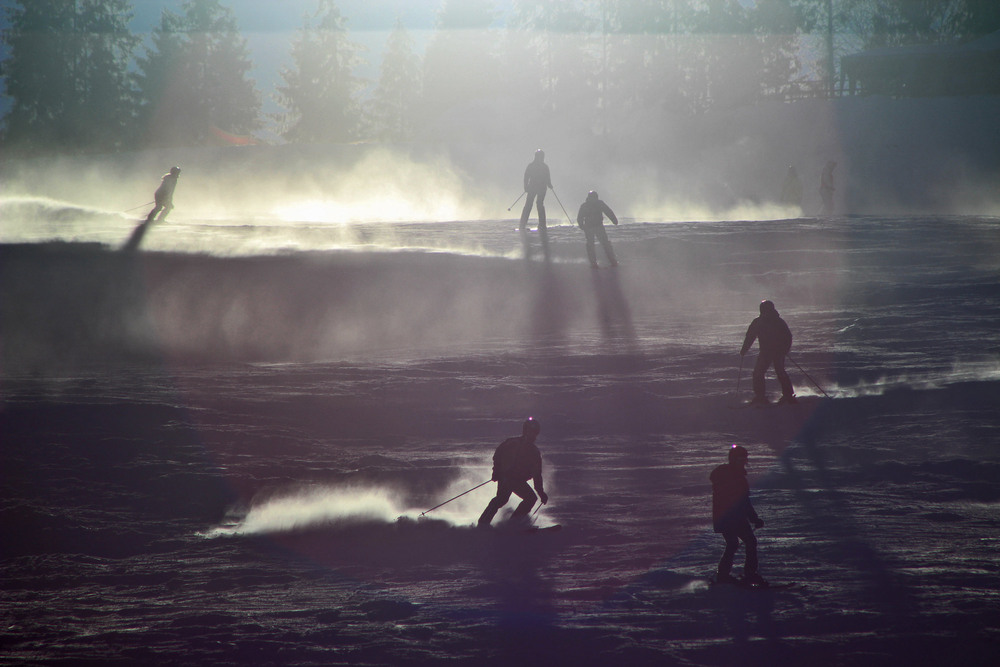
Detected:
left=0, top=196, right=128, bottom=245
left=830, top=359, right=1000, bottom=398
left=267, top=146, right=488, bottom=224
left=0, top=143, right=498, bottom=230
left=204, top=473, right=494, bottom=537
left=3, top=95, right=1000, bottom=233
left=205, top=484, right=412, bottom=537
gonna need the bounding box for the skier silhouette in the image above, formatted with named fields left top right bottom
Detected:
left=740, top=299, right=795, bottom=405
left=577, top=190, right=619, bottom=268
left=478, top=417, right=549, bottom=527
left=711, top=444, right=767, bottom=585
left=519, top=149, right=552, bottom=260
left=145, top=166, right=181, bottom=223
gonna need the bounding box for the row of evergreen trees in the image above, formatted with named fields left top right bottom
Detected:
left=2, top=0, right=998, bottom=156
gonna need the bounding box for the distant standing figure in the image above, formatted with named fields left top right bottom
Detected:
left=577, top=190, right=619, bottom=268
left=520, top=149, right=552, bottom=259
left=478, top=418, right=549, bottom=527
left=711, top=444, right=766, bottom=585
left=740, top=300, right=795, bottom=405
left=819, top=160, right=836, bottom=215
left=780, top=166, right=802, bottom=211
left=146, top=166, right=181, bottom=223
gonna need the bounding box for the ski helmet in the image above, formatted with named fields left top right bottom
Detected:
left=169, top=166, right=181, bottom=175
left=587, top=190, right=598, bottom=201
left=728, top=444, right=748, bottom=462
left=759, top=300, right=776, bottom=315
left=522, top=417, right=541, bottom=436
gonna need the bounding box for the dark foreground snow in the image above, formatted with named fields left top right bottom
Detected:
left=2, top=213, right=1000, bottom=665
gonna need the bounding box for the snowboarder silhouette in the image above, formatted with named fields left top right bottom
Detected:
left=519, top=150, right=552, bottom=260
left=145, top=166, right=181, bottom=223
left=478, top=417, right=549, bottom=527
left=577, top=190, right=619, bottom=268
left=711, top=444, right=766, bottom=585
left=740, top=299, right=796, bottom=405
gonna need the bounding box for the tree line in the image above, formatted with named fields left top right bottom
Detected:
left=1, top=0, right=997, bottom=155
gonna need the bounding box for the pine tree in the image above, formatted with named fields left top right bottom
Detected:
left=507, top=1, right=597, bottom=124
left=134, top=0, right=260, bottom=146
left=601, top=0, right=690, bottom=120
left=1, top=0, right=138, bottom=154
left=368, top=18, right=421, bottom=143
left=749, top=0, right=805, bottom=101
left=274, top=0, right=365, bottom=144
left=619, top=0, right=802, bottom=113
left=420, top=0, right=500, bottom=136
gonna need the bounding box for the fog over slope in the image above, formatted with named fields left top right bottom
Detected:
left=2, top=96, right=1000, bottom=229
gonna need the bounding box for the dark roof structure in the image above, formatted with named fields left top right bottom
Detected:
left=842, top=31, right=1000, bottom=96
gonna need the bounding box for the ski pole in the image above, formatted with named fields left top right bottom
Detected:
left=420, top=480, right=491, bottom=516
left=507, top=192, right=526, bottom=211
left=525, top=502, right=543, bottom=526
left=551, top=187, right=574, bottom=225
left=125, top=201, right=154, bottom=213
left=787, top=355, right=831, bottom=398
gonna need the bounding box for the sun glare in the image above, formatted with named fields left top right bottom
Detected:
left=272, top=194, right=469, bottom=224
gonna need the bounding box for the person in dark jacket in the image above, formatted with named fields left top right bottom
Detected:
left=145, top=166, right=181, bottom=223
left=478, top=417, right=549, bottom=527
left=519, top=149, right=552, bottom=260
left=576, top=190, right=619, bottom=268
left=740, top=299, right=795, bottom=404
left=711, top=444, right=766, bottom=585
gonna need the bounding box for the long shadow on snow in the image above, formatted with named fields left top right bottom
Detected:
left=774, top=381, right=1000, bottom=636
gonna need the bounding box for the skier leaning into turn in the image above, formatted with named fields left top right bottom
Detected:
left=478, top=418, right=549, bottom=527
left=145, top=166, right=181, bottom=223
